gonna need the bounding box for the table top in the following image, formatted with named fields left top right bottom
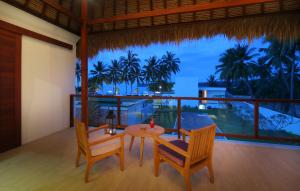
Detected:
left=125, top=124, right=165, bottom=138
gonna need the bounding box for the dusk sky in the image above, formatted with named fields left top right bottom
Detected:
left=89, top=35, right=266, bottom=83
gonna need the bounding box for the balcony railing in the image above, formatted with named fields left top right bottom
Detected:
left=70, top=94, right=300, bottom=144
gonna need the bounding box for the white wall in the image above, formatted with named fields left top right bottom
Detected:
left=0, top=1, right=79, bottom=144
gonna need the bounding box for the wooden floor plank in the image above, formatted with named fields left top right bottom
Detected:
left=0, top=128, right=300, bottom=191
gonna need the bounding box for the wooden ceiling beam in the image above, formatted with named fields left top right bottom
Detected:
left=55, top=0, right=63, bottom=24
left=2, top=0, right=79, bottom=34
left=88, top=0, right=277, bottom=25
left=41, top=0, right=80, bottom=23
left=67, top=0, right=75, bottom=28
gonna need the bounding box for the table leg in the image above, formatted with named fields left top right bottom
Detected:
left=129, top=136, right=135, bottom=152
left=139, top=137, right=145, bottom=166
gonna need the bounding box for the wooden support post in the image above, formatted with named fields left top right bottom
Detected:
left=81, top=0, right=88, bottom=125
left=177, top=98, right=181, bottom=139
left=70, top=95, right=74, bottom=127
left=117, top=97, right=121, bottom=128
left=254, top=101, right=259, bottom=138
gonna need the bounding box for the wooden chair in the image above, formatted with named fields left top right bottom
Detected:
left=75, top=120, right=125, bottom=182
left=153, top=124, right=216, bottom=191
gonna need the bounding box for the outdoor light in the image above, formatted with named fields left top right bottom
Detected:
left=105, top=110, right=116, bottom=135
left=198, top=104, right=206, bottom=110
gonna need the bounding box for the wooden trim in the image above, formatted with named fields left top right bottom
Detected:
left=88, top=9, right=299, bottom=35
left=15, top=32, right=22, bottom=147
left=80, top=0, right=88, bottom=125
left=0, top=20, right=73, bottom=50
left=88, top=0, right=276, bottom=24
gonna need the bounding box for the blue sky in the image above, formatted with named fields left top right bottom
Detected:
left=88, top=35, right=265, bottom=83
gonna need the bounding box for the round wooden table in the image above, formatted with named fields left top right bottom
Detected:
left=125, top=124, right=165, bottom=166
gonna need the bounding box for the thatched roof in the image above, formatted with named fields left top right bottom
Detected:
left=83, top=0, right=300, bottom=57
left=86, top=12, right=300, bottom=56
left=3, top=0, right=300, bottom=56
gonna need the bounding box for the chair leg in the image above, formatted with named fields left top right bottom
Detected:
left=207, top=160, right=214, bottom=183
left=153, top=142, right=160, bottom=177
left=184, top=172, right=192, bottom=191
left=75, top=148, right=81, bottom=167
left=120, top=148, right=125, bottom=171
left=84, top=161, right=93, bottom=183
left=154, top=155, right=160, bottom=177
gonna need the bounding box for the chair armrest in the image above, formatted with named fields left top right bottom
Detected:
left=155, top=137, right=190, bottom=158
left=89, top=133, right=125, bottom=146
left=180, top=129, right=190, bottom=136
left=88, top=124, right=109, bottom=133
left=180, top=129, right=190, bottom=142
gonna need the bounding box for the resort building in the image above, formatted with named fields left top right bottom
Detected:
left=199, top=87, right=227, bottom=109
left=0, top=1, right=300, bottom=191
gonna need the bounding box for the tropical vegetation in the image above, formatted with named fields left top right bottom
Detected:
left=81, top=50, right=181, bottom=95
left=215, top=38, right=300, bottom=100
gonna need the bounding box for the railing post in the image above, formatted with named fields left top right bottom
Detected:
left=177, top=98, right=181, bottom=139
left=254, top=100, right=259, bottom=138
left=117, top=97, right=121, bottom=128
left=70, top=95, right=74, bottom=128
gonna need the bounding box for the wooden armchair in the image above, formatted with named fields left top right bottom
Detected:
left=153, top=124, right=216, bottom=191
left=75, top=120, right=125, bottom=182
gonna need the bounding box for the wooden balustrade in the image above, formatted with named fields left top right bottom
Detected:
left=70, top=94, right=300, bottom=143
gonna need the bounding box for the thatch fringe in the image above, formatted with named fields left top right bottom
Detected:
left=77, top=12, right=300, bottom=58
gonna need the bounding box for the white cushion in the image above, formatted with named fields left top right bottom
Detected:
left=90, top=137, right=121, bottom=156
left=88, top=128, right=106, bottom=137
left=88, top=133, right=110, bottom=143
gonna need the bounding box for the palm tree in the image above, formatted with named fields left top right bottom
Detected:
left=252, top=57, right=272, bottom=98
left=75, top=61, right=81, bottom=93
left=142, top=56, right=160, bottom=84
left=107, top=59, right=122, bottom=95
left=88, top=76, right=99, bottom=94
left=130, top=66, right=143, bottom=94
left=286, top=40, right=300, bottom=100
left=231, top=44, right=257, bottom=97
left=121, top=67, right=130, bottom=95
left=207, top=74, right=217, bottom=87
left=120, top=50, right=140, bottom=94
left=216, top=48, right=235, bottom=88
left=253, top=57, right=271, bottom=80
left=216, top=44, right=257, bottom=97
left=90, top=61, right=107, bottom=94
left=161, top=51, right=181, bottom=80
left=259, top=37, right=291, bottom=93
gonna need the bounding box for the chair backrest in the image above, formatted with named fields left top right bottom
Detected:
left=75, top=120, right=91, bottom=156
left=188, top=124, right=216, bottom=165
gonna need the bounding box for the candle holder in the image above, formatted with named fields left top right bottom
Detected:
left=105, top=110, right=116, bottom=135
